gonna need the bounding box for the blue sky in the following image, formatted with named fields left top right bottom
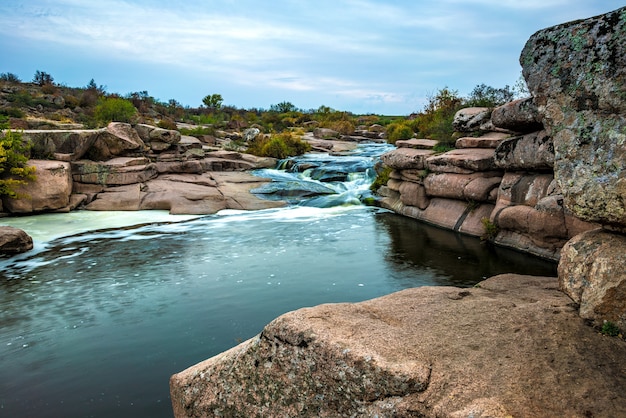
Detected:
left=0, top=1, right=623, bottom=115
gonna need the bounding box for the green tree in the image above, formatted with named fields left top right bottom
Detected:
left=270, top=101, right=298, bottom=113
left=0, top=123, right=36, bottom=198
left=0, top=72, right=21, bottom=83
left=94, top=97, right=137, bottom=125
left=33, top=70, right=54, bottom=86
left=202, top=93, right=223, bottom=109
left=465, top=83, right=515, bottom=107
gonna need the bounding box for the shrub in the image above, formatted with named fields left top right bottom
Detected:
left=157, top=118, right=178, bottom=130
left=33, top=70, right=54, bottom=86
left=601, top=321, right=620, bottom=337
left=0, top=72, right=21, bottom=83
left=0, top=129, right=36, bottom=198
left=481, top=217, right=499, bottom=241
left=386, top=121, right=414, bottom=144
left=370, top=165, right=392, bottom=192
left=94, top=97, right=137, bottom=125
left=247, top=132, right=311, bottom=159
left=326, top=120, right=356, bottom=135
left=0, top=108, right=25, bottom=118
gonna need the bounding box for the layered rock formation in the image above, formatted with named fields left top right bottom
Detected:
left=0, top=122, right=284, bottom=217
left=378, top=98, right=598, bottom=261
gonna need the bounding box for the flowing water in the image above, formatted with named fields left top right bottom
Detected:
left=0, top=143, right=556, bottom=417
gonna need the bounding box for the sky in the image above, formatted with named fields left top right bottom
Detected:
left=0, top=1, right=623, bottom=115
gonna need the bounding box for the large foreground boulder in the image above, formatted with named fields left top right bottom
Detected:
left=521, top=6, right=626, bottom=229
left=170, top=274, right=626, bottom=417
left=559, top=229, right=626, bottom=330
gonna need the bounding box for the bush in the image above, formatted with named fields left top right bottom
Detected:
left=0, top=129, right=36, bottom=198
left=157, top=118, right=177, bottom=130
left=94, top=97, right=137, bottom=125
left=386, top=121, right=414, bottom=144
left=0, top=72, right=21, bottom=83
left=247, top=132, right=311, bottom=159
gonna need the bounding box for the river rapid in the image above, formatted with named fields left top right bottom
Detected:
left=0, top=143, right=556, bottom=417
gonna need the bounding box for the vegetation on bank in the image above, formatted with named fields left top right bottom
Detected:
left=0, top=70, right=526, bottom=160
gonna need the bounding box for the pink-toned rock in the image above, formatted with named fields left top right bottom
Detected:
left=494, top=230, right=562, bottom=261
left=85, top=184, right=144, bottom=211
left=395, top=138, right=439, bottom=149
left=140, top=177, right=226, bottom=214
left=455, top=132, right=510, bottom=149
left=491, top=97, right=543, bottom=133
left=419, top=198, right=469, bottom=230
left=498, top=205, right=566, bottom=241
left=494, top=130, right=554, bottom=170
left=452, top=107, right=491, bottom=132
left=0, top=226, right=33, bottom=254
left=387, top=178, right=402, bottom=192
left=457, top=203, right=494, bottom=236
left=171, top=274, right=626, bottom=418
left=2, top=160, right=72, bottom=213
left=399, top=181, right=430, bottom=209
left=426, top=148, right=495, bottom=174
left=464, top=176, right=502, bottom=202
left=87, top=122, right=146, bottom=161
left=424, top=172, right=501, bottom=202
left=381, top=148, right=435, bottom=170
left=137, top=172, right=285, bottom=215
left=156, top=160, right=204, bottom=175
left=398, top=169, right=428, bottom=183
left=494, top=172, right=554, bottom=210
left=72, top=158, right=158, bottom=185
left=559, top=229, right=626, bottom=330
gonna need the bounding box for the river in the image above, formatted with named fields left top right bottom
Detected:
left=0, top=143, right=556, bottom=417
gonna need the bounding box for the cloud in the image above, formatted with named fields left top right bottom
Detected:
left=1, top=0, right=623, bottom=114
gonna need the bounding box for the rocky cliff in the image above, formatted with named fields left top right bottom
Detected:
left=378, top=98, right=598, bottom=261
left=0, top=122, right=284, bottom=217
left=170, top=7, right=626, bottom=417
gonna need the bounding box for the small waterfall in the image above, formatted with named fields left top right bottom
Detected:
left=252, top=142, right=394, bottom=207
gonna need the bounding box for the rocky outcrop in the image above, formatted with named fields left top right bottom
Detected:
left=521, top=6, right=626, bottom=335
left=2, top=123, right=286, bottom=216
left=378, top=98, right=597, bottom=260
left=0, top=226, right=33, bottom=254
left=1, top=159, right=72, bottom=213
left=170, top=274, right=626, bottom=417
left=521, top=6, right=626, bottom=229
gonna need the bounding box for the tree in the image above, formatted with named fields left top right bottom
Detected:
left=0, top=73, right=21, bottom=83
left=94, top=97, right=137, bottom=125
left=86, top=78, right=106, bottom=94
left=270, top=101, right=297, bottom=113
left=202, top=93, right=223, bottom=109
left=33, top=70, right=54, bottom=86
left=0, top=124, right=36, bottom=198
left=465, top=83, right=515, bottom=108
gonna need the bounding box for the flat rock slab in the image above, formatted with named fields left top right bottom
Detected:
left=455, top=132, right=511, bottom=149
left=427, top=148, right=496, bottom=174
left=395, top=138, right=439, bottom=149
left=85, top=172, right=285, bottom=215
left=170, top=274, right=626, bottom=417
left=381, top=148, right=435, bottom=170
